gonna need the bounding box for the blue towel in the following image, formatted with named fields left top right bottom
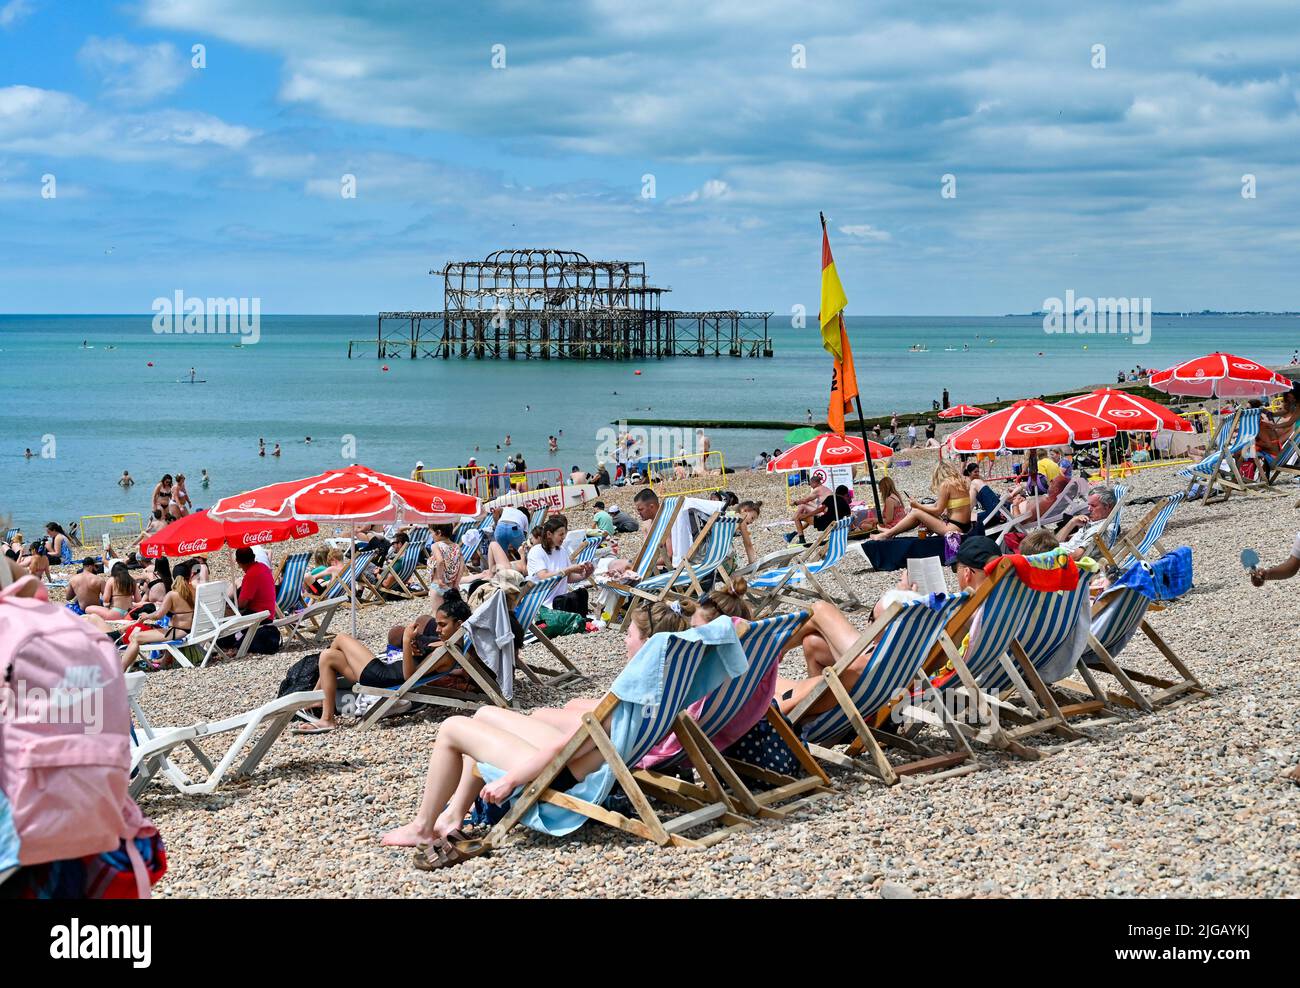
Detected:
left=478, top=617, right=747, bottom=837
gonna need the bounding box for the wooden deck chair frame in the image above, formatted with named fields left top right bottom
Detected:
left=1111, top=494, right=1183, bottom=566
left=1207, top=407, right=1265, bottom=501
left=607, top=507, right=723, bottom=629
left=513, top=576, right=586, bottom=689
left=1056, top=586, right=1207, bottom=712
left=632, top=613, right=831, bottom=820
left=788, top=594, right=977, bottom=786
left=1264, top=425, right=1300, bottom=486
left=753, top=517, right=861, bottom=615
left=1181, top=408, right=1242, bottom=504
left=375, top=538, right=430, bottom=599
left=744, top=521, right=837, bottom=616
left=606, top=496, right=684, bottom=627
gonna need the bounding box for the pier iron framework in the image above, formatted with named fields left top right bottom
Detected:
left=352, top=249, right=772, bottom=360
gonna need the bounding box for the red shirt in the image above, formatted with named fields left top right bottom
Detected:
left=238, top=561, right=277, bottom=615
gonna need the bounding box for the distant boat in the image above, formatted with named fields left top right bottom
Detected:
left=908, top=344, right=929, bottom=353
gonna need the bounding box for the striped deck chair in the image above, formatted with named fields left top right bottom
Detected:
left=267, top=551, right=341, bottom=646
left=376, top=536, right=430, bottom=599
left=527, top=505, right=548, bottom=531
left=790, top=593, right=972, bottom=785
left=467, top=626, right=756, bottom=855
left=605, top=495, right=683, bottom=626
left=634, top=611, right=830, bottom=819
left=309, top=550, right=376, bottom=606
left=1113, top=493, right=1185, bottom=566
left=913, top=558, right=1054, bottom=762
left=1179, top=407, right=1258, bottom=503
left=1263, top=424, right=1300, bottom=486
left=513, top=575, right=585, bottom=688
left=2, top=527, right=19, bottom=542
left=607, top=512, right=737, bottom=626
left=573, top=534, right=602, bottom=565
left=747, top=517, right=860, bottom=615
left=1070, top=583, right=1206, bottom=711
left=356, top=591, right=520, bottom=725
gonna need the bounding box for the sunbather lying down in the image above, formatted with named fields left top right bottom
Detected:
left=378, top=597, right=696, bottom=861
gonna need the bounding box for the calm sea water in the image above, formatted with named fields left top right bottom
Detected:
left=1, top=313, right=1296, bottom=532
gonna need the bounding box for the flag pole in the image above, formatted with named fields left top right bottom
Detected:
left=821, top=211, right=883, bottom=522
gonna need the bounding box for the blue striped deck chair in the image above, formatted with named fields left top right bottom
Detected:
left=1113, top=492, right=1185, bottom=566
left=634, top=611, right=831, bottom=819
left=273, top=552, right=311, bottom=617
left=920, top=557, right=1055, bottom=761
left=467, top=623, right=755, bottom=856
left=1264, top=424, right=1300, bottom=485
left=1179, top=407, right=1258, bottom=503
left=607, top=511, right=737, bottom=626
left=1078, top=583, right=1205, bottom=711
left=605, top=495, right=683, bottom=627
left=1085, top=482, right=1128, bottom=567
left=269, top=550, right=345, bottom=646
left=312, top=550, right=376, bottom=604
left=1206, top=405, right=1263, bottom=500
left=527, top=504, right=548, bottom=532
left=512, top=575, right=586, bottom=688
left=789, top=592, right=972, bottom=785
left=376, top=536, right=431, bottom=598
left=356, top=592, right=516, bottom=727
left=748, top=517, right=859, bottom=615
left=3, top=527, right=19, bottom=543
left=573, top=534, right=602, bottom=565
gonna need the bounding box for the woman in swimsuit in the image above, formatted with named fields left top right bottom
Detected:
left=869, top=460, right=973, bottom=539
left=119, top=561, right=197, bottom=669
left=85, top=562, right=140, bottom=621
left=295, top=589, right=476, bottom=734
left=44, top=523, right=72, bottom=565
left=379, top=598, right=694, bottom=858
left=151, top=474, right=175, bottom=515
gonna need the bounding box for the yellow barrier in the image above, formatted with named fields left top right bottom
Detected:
left=415, top=465, right=488, bottom=499
left=79, top=512, right=143, bottom=548
left=647, top=450, right=726, bottom=497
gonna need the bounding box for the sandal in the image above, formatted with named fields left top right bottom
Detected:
left=412, top=830, right=489, bottom=871
left=291, top=720, right=336, bottom=735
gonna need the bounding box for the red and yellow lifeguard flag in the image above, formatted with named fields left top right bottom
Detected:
left=820, top=219, right=858, bottom=433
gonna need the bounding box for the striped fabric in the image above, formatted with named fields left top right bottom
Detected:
left=618, top=513, right=739, bottom=595
left=1179, top=410, right=1243, bottom=478
left=515, top=575, right=562, bottom=628
left=389, top=539, right=424, bottom=583
left=750, top=517, right=850, bottom=589
left=1121, top=493, right=1185, bottom=563
left=407, top=526, right=431, bottom=551
left=275, top=552, right=310, bottom=614
left=3, top=527, right=19, bottom=541
left=691, top=610, right=808, bottom=738
left=941, top=570, right=1040, bottom=687
left=625, top=635, right=713, bottom=766
left=321, top=550, right=375, bottom=601
left=1105, top=483, right=1128, bottom=547
left=528, top=506, right=548, bottom=531
left=983, top=573, right=1092, bottom=693
left=573, top=535, right=602, bottom=565
left=634, top=495, right=682, bottom=571
left=1082, top=586, right=1150, bottom=661
left=801, top=594, right=967, bottom=746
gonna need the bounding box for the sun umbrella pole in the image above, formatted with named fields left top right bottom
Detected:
left=853, top=395, right=884, bottom=519
left=350, top=521, right=357, bottom=637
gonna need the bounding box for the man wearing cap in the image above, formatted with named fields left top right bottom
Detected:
left=608, top=504, right=639, bottom=533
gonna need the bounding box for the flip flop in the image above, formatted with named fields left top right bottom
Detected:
left=412, top=830, right=489, bottom=871
left=292, top=720, right=336, bottom=735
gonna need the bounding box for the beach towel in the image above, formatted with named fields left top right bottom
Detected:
left=670, top=498, right=723, bottom=565
left=477, top=616, right=747, bottom=837
left=465, top=591, right=516, bottom=701
left=996, top=548, right=1080, bottom=592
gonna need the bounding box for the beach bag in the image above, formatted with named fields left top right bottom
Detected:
left=537, top=606, right=585, bottom=638
left=246, top=623, right=282, bottom=655
left=0, top=573, right=159, bottom=893
left=278, top=653, right=321, bottom=698
left=1149, top=546, right=1193, bottom=601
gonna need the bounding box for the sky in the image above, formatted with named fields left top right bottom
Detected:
left=1, top=0, right=1298, bottom=315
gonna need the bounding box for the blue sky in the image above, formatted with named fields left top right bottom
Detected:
left=1, top=0, right=1298, bottom=314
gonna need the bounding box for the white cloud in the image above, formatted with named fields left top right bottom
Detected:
left=77, top=36, right=189, bottom=105
left=669, top=179, right=729, bottom=204
left=839, top=224, right=892, bottom=242
left=0, top=0, right=34, bottom=30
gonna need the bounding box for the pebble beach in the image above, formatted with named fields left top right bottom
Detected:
left=128, top=445, right=1300, bottom=900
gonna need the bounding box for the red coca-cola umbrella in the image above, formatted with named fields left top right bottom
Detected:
left=945, top=399, right=1116, bottom=453
left=210, top=464, right=480, bottom=634
left=1149, top=352, right=1291, bottom=399
left=140, top=512, right=318, bottom=559
left=766, top=433, right=893, bottom=472
left=209, top=463, right=479, bottom=523
left=1056, top=388, right=1192, bottom=433
left=936, top=404, right=987, bottom=420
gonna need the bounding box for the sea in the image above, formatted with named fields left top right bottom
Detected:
left=1, top=313, right=1296, bottom=533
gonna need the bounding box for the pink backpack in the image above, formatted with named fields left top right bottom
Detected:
left=0, top=571, right=156, bottom=892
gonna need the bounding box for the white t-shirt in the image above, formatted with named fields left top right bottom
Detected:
left=498, top=507, right=529, bottom=530
left=526, top=543, right=571, bottom=602
left=1291, top=532, right=1300, bottom=561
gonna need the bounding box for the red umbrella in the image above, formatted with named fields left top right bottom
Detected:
left=209, top=463, right=479, bottom=523
left=141, top=512, right=318, bottom=559
left=946, top=399, right=1117, bottom=453
left=766, top=434, right=893, bottom=472
left=1149, top=352, right=1291, bottom=399
left=937, top=404, right=987, bottom=420
left=1056, top=388, right=1192, bottom=433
